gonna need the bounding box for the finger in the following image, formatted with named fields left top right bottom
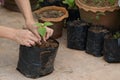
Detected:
left=28, top=30, right=41, bottom=43
left=30, top=33, right=39, bottom=42
left=26, top=25, right=41, bottom=40
left=32, top=30, right=41, bottom=39
left=50, top=29, right=54, bottom=37
left=45, top=32, right=50, bottom=40
left=27, top=40, right=35, bottom=46
left=23, top=42, right=31, bottom=47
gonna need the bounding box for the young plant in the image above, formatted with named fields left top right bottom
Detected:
left=113, top=32, right=120, bottom=39
left=35, top=22, right=53, bottom=37
left=62, top=0, right=77, bottom=9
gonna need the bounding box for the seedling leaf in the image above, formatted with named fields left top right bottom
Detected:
left=44, top=22, right=53, bottom=26
left=38, top=27, right=46, bottom=37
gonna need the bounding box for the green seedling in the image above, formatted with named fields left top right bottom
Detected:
left=35, top=22, right=53, bottom=37
left=113, top=32, right=120, bottom=39
left=62, top=0, right=77, bottom=9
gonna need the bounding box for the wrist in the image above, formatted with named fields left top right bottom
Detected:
left=8, top=29, right=18, bottom=41
left=25, top=17, right=35, bottom=23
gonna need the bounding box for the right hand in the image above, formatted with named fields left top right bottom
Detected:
left=14, top=29, right=39, bottom=47
left=25, top=21, right=54, bottom=42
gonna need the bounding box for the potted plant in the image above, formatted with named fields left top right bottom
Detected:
left=75, top=0, right=120, bottom=30
left=67, top=20, right=89, bottom=50
left=4, top=0, right=39, bottom=12
left=17, top=22, right=59, bottom=78
left=86, top=25, right=108, bottom=57
left=103, top=32, right=120, bottom=63
left=34, top=6, right=68, bottom=39
left=62, top=0, right=80, bottom=21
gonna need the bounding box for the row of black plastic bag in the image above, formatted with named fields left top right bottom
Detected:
left=67, top=20, right=120, bottom=63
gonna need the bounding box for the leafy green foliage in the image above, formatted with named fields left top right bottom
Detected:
left=62, top=0, right=76, bottom=9
left=35, top=22, right=53, bottom=37
left=38, top=26, right=46, bottom=37
left=113, top=32, right=120, bottom=39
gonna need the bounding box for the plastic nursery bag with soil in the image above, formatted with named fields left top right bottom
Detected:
left=67, top=20, right=89, bottom=50
left=86, top=25, right=108, bottom=57
left=17, top=38, right=59, bottom=78
left=104, top=32, right=120, bottom=63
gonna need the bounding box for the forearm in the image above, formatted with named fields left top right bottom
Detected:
left=15, top=0, right=34, bottom=22
left=0, top=26, right=16, bottom=40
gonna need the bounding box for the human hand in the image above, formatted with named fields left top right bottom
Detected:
left=43, top=27, right=54, bottom=41
left=25, top=21, right=41, bottom=41
left=25, top=21, right=54, bottom=42
left=14, top=29, right=39, bottom=47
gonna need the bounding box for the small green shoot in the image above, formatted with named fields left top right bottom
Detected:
left=62, top=0, right=77, bottom=9
left=35, top=22, right=53, bottom=37
left=113, top=32, right=120, bottom=39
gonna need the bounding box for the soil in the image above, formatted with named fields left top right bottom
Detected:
left=81, top=0, right=118, bottom=7
left=37, top=39, right=58, bottom=48
left=69, top=20, right=89, bottom=27
left=89, top=26, right=108, bottom=33
left=38, top=10, right=64, bottom=18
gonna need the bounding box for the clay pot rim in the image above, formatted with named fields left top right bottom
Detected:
left=34, top=6, right=68, bottom=22
left=75, top=0, right=120, bottom=13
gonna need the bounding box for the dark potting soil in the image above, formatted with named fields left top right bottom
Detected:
left=89, top=26, right=108, bottom=33
left=86, top=25, right=108, bottom=57
left=38, top=39, right=58, bottom=48
left=81, top=0, right=118, bottom=7
left=17, top=38, right=59, bottom=78
left=38, top=10, right=64, bottom=18
left=67, top=20, right=89, bottom=50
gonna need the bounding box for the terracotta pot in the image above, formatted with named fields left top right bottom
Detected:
left=4, top=0, right=38, bottom=12
left=75, top=0, right=120, bottom=30
left=34, top=6, right=68, bottom=39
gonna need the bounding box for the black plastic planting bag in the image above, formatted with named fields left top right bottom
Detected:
left=104, top=35, right=120, bottom=63
left=39, top=0, right=62, bottom=7
left=67, top=20, right=89, bottom=50
left=86, top=25, right=108, bottom=57
left=17, top=39, right=59, bottom=78
left=66, top=9, right=80, bottom=21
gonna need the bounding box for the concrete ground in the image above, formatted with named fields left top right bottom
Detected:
left=0, top=6, right=120, bottom=80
